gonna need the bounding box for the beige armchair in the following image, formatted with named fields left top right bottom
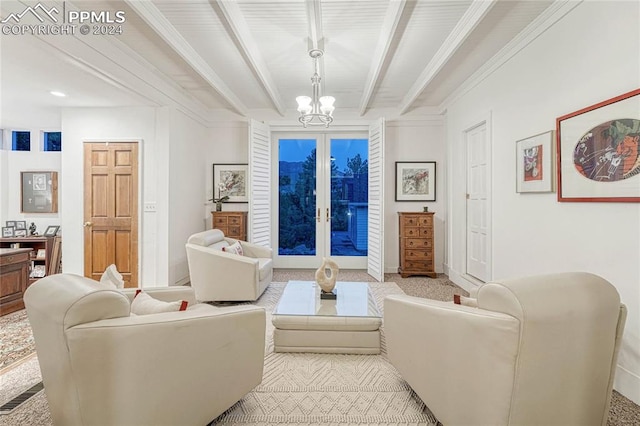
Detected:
left=384, top=272, right=627, bottom=426
left=24, top=273, right=266, bottom=426
left=186, top=229, right=273, bottom=302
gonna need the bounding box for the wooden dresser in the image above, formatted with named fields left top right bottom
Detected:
left=1, top=248, right=32, bottom=316
left=398, top=212, right=437, bottom=278
left=211, top=211, right=247, bottom=240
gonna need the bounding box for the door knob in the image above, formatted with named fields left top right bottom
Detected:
left=84, top=221, right=93, bottom=227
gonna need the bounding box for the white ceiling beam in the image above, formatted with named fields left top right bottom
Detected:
left=306, top=0, right=323, bottom=51
left=398, top=0, right=498, bottom=115
left=124, top=0, right=248, bottom=116
left=304, top=0, right=327, bottom=80
left=213, top=1, right=286, bottom=116
left=358, top=0, right=408, bottom=116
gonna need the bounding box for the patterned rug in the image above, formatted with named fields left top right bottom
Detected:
left=0, top=310, right=33, bottom=370
left=210, top=282, right=438, bottom=425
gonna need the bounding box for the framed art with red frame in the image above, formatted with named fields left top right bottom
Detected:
left=556, top=88, right=640, bottom=202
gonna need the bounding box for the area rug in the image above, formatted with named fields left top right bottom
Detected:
left=211, top=282, right=437, bottom=425
left=0, top=282, right=438, bottom=426
left=0, top=309, right=34, bottom=370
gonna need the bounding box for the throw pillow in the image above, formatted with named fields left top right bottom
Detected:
left=100, top=264, right=124, bottom=289
left=131, top=291, right=188, bottom=315
left=222, top=241, right=244, bottom=256
left=453, top=294, right=478, bottom=307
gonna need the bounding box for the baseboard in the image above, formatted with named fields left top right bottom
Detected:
left=173, top=276, right=190, bottom=286
left=448, top=268, right=480, bottom=293
left=614, top=364, right=640, bottom=405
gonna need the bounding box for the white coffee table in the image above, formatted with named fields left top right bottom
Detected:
left=272, top=281, right=382, bottom=354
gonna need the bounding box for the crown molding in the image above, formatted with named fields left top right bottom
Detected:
left=439, top=0, right=583, bottom=112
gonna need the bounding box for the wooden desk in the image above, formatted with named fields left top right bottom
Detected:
left=1, top=248, right=32, bottom=316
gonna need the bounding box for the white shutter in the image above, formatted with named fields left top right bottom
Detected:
left=249, top=119, right=271, bottom=247
left=368, top=118, right=385, bottom=281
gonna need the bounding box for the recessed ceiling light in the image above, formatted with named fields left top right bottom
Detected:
left=50, top=91, right=66, bottom=97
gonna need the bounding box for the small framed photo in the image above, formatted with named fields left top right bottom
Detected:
left=44, top=226, right=59, bottom=237
left=36, top=249, right=46, bottom=259
left=5, top=221, right=16, bottom=228
left=30, top=265, right=46, bottom=278
left=14, top=229, right=27, bottom=237
left=516, top=131, right=554, bottom=193
left=2, top=227, right=15, bottom=238
left=395, top=161, right=437, bottom=201
left=15, top=220, right=27, bottom=230
left=213, top=164, right=249, bottom=203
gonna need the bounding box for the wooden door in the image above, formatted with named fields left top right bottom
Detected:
left=84, top=142, right=138, bottom=287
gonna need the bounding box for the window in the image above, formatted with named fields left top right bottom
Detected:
left=44, top=132, right=62, bottom=151
left=12, top=131, right=30, bottom=151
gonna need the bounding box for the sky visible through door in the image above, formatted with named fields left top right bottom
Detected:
left=278, top=138, right=368, bottom=257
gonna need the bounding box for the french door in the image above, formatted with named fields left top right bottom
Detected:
left=273, top=133, right=369, bottom=269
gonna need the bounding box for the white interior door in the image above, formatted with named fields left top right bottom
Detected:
left=466, top=122, right=489, bottom=282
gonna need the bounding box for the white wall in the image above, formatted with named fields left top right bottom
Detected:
left=0, top=111, right=62, bottom=233
left=445, top=1, right=640, bottom=402
left=60, top=107, right=170, bottom=287
left=384, top=119, right=447, bottom=273
left=168, top=108, right=209, bottom=285
left=204, top=122, right=250, bottom=228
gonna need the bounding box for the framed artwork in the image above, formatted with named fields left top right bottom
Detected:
left=15, top=220, right=27, bottom=230
left=44, top=226, right=59, bottom=237
left=395, top=161, right=436, bottom=202
left=213, top=164, right=249, bottom=203
left=21, top=171, right=58, bottom=213
left=2, top=227, right=15, bottom=238
left=516, top=131, right=554, bottom=193
left=5, top=221, right=16, bottom=228
left=14, top=229, right=27, bottom=237
left=557, top=88, right=640, bottom=202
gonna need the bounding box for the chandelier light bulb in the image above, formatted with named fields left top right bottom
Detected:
left=319, top=96, right=335, bottom=115
left=296, top=96, right=312, bottom=114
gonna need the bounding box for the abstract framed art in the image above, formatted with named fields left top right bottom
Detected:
left=557, top=88, right=640, bottom=202
left=395, top=161, right=436, bottom=202
left=516, top=131, right=554, bottom=193
left=213, top=164, right=249, bottom=203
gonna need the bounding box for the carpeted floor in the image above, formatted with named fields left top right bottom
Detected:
left=1, top=270, right=639, bottom=425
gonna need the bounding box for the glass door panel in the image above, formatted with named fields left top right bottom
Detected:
left=275, top=134, right=368, bottom=269
left=278, top=139, right=317, bottom=258
left=329, top=138, right=368, bottom=260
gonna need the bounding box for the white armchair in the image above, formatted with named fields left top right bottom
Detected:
left=384, top=272, right=627, bottom=426
left=24, top=273, right=266, bottom=426
left=186, top=229, right=273, bottom=302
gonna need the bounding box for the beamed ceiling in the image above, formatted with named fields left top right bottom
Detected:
left=0, top=0, right=567, bottom=125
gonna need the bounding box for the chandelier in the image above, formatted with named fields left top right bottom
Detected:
left=296, top=49, right=335, bottom=127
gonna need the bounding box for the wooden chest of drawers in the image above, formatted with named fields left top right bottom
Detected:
left=398, top=212, right=437, bottom=278
left=211, top=211, right=247, bottom=241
